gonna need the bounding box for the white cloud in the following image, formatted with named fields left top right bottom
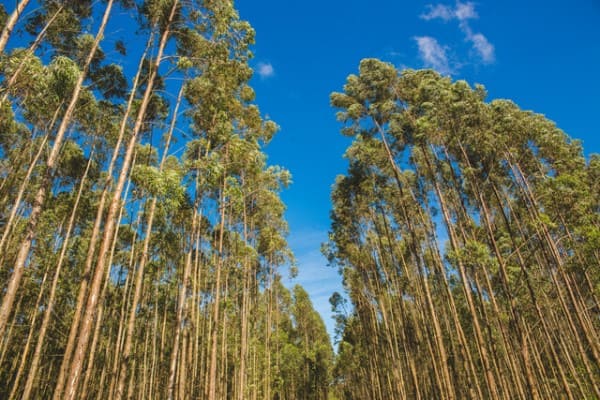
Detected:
left=421, top=4, right=454, bottom=21
left=419, top=2, right=495, bottom=67
left=256, top=62, right=274, bottom=78
left=421, top=2, right=477, bottom=22
left=468, top=32, right=495, bottom=63
left=414, top=36, right=452, bottom=75
left=455, top=2, right=478, bottom=21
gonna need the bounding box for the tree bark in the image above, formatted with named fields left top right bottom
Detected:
left=0, top=0, right=32, bottom=54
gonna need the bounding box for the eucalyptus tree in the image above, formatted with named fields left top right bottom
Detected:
left=18, top=145, right=98, bottom=400
left=171, top=3, right=292, bottom=397
left=329, top=59, right=600, bottom=399
left=112, top=81, right=185, bottom=400
left=290, top=285, right=333, bottom=400
left=0, top=0, right=97, bottom=103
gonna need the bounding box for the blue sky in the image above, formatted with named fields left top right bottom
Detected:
left=236, top=0, right=600, bottom=340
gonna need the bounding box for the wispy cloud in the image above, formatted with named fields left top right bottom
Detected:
left=388, top=50, right=405, bottom=58
left=421, top=4, right=454, bottom=21
left=257, top=62, right=274, bottom=79
left=467, top=31, right=495, bottom=63
left=414, top=36, right=452, bottom=75
left=419, top=2, right=495, bottom=68
left=421, top=1, right=477, bottom=22
left=455, top=2, right=478, bottom=21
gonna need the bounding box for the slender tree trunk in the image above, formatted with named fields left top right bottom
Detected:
left=440, top=143, right=527, bottom=399
left=167, top=181, right=201, bottom=400
left=89, top=194, right=136, bottom=398
left=492, top=183, right=577, bottom=399
left=420, top=145, right=499, bottom=399
left=0, top=0, right=31, bottom=54
left=237, top=191, right=250, bottom=400
left=190, top=222, right=203, bottom=396
left=376, top=121, right=479, bottom=398
left=0, top=106, right=63, bottom=264
left=7, top=263, right=51, bottom=400
left=0, top=133, right=49, bottom=255
left=508, top=155, right=600, bottom=365
left=208, top=144, right=229, bottom=400
left=0, top=295, right=23, bottom=366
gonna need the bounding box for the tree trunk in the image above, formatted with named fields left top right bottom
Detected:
left=420, top=145, right=499, bottom=399
left=167, top=173, right=201, bottom=400
left=208, top=143, right=230, bottom=400
left=0, top=133, right=49, bottom=255
left=0, top=0, right=32, bottom=54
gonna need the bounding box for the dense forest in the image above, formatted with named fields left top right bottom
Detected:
left=0, top=1, right=598, bottom=400
left=0, top=1, right=332, bottom=399
left=327, top=60, right=600, bottom=399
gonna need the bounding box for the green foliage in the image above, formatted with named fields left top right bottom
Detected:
left=91, top=63, right=128, bottom=99
left=0, top=4, right=7, bottom=31
left=57, top=140, right=87, bottom=180
left=0, top=99, right=25, bottom=150
left=49, top=55, right=81, bottom=98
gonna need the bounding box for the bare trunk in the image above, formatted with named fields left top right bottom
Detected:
left=0, top=0, right=32, bottom=54
left=21, top=152, right=94, bottom=400
left=87, top=191, right=135, bottom=398
left=208, top=145, right=229, bottom=400
left=8, top=264, right=50, bottom=400
left=420, top=145, right=499, bottom=399
left=167, top=175, right=201, bottom=400
left=0, top=133, right=49, bottom=255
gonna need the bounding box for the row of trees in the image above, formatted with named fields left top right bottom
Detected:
left=0, top=1, right=332, bottom=399
left=327, top=59, right=600, bottom=399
